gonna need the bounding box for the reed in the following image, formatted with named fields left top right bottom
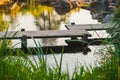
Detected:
left=109, top=2, right=120, bottom=79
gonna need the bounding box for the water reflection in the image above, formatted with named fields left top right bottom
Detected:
left=69, top=9, right=98, bottom=24
left=0, top=13, right=8, bottom=32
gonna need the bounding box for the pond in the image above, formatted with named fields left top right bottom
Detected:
left=0, top=4, right=108, bottom=74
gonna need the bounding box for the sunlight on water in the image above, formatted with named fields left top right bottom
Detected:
left=8, top=13, right=38, bottom=31
left=69, top=9, right=98, bottom=24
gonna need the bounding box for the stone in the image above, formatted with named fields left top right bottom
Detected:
left=52, top=0, right=70, bottom=15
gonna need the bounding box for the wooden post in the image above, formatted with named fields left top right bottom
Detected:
left=82, top=33, right=88, bottom=54
left=21, top=29, right=27, bottom=53
left=82, top=33, right=88, bottom=47
left=82, top=34, right=88, bottom=43
left=71, top=22, right=75, bottom=25
left=21, top=28, right=25, bottom=31
left=71, top=22, right=78, bottom=40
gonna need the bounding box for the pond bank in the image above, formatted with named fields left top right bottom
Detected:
left=89, top=0, right=119, bottom=23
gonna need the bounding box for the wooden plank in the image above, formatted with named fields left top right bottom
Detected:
left=65, top=23, right=112, bottom=30
left=0, top=31, right=23, bottom=39
left=0, top=30, right=91, bottom=39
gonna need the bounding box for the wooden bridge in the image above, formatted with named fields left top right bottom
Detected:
left=0, top=23, right=111, bottom=54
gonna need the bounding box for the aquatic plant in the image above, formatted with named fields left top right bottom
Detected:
left=110, top=2, right=120, bottom=79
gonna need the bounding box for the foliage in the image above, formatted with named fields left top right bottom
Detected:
left=111, top=1, right=120, bottom=79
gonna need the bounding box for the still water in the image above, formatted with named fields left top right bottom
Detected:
left=1, top=5, right=108, bottom=74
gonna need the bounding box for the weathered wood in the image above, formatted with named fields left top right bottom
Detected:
left=0, top=30, right=91, bottom=39
left=65, top=23, right=112, bottom=31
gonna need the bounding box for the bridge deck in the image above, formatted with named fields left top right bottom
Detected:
left=65, top=23, right=112, bottom=30
left=0, top=30, right=91, bottom=39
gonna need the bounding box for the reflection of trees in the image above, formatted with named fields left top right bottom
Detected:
left=0, top=2, right=22, bottom=47
left=0, top=12, right=11, bottom=47
left=0, top=13, right=8, bottom=32
left=10, top=2, right=20, bottom=23
left=0, top=2, right=21, bottom=24
left=0, top=3, right=21, bottom=30
left=35, top=10, right=63, bottom=30
left=25, top=5, right=66, bottom=30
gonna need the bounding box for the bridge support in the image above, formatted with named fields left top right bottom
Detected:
left=21, top=29, right=27, bottom=53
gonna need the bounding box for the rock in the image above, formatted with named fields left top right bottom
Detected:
left=92, top=13, right=103, bottom=20
left=103, top=14, right=113, bottom=23
left=89, top=0, right=119, bottom=23
left=52, top=0, right=70, bottom=15
left=52, top=0, right=70, bottom=9
left=108, top=5, right=116, bottom=11
left=90, top=0, right=108, bottom=11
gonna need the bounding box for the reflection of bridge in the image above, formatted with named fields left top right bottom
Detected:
left=0, top=23, right=112, bottom=54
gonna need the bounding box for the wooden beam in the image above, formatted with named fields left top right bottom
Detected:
left=0, top=30, right=91, bottom=39
left=65, top=23, right=113, bottom=31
